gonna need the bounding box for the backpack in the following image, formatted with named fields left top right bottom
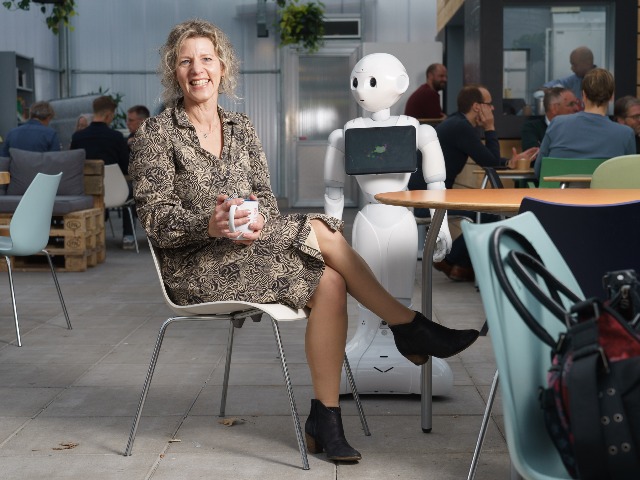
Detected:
left=490, top=226, right=640, bottom=480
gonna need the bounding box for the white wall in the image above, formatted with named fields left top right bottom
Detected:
left=0, top=0, right=438, bottom=109
left=0, top=0, right=439, bottom=198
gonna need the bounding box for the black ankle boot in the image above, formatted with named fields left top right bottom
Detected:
left=305, top=399, right=361, bottom=461
left=389, top=311, right=479, bottom=365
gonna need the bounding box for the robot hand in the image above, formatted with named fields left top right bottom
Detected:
left=431, top=210, right=452, bottom=262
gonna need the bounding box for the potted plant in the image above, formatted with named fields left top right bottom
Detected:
left=276, top=0, right=325, bottom=53
left=2, top=0, right=76, bottom=34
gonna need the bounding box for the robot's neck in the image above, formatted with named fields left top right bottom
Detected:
left=370, top=109, right=391, bottom=121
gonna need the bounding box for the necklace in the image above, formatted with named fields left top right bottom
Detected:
left=198, top=125, right=213, bottom=139
left=188, top=114, right=218, bottom=139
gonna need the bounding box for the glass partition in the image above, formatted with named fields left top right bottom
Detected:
left=503, top=4, right=613, bottom=115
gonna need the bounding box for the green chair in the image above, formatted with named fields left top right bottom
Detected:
left=0, top=173, right=72, bottom=347
left=590, top=154, right=640, bottom=188
left=463, top=212, right=581, bottom=479
left=537, top=157, right=608, bottom=188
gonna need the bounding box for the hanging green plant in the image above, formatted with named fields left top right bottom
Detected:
left=276, top=0, right=325, bottom=53
left=2, top=0, right=76, bottom=35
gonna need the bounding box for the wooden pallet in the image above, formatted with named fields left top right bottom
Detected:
left=0, top=207, right=106, bottom=272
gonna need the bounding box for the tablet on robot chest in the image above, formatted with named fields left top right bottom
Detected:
left=344, top=125, right=417, bottom=175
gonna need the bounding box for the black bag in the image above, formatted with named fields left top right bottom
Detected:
left=489, top=226, right=640, bottom=480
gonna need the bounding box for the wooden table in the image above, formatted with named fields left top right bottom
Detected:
left=542, top=174, right=592, bottom=188
left=374, top=188, right=640, bottom=433
left=0, top=172, right=9, bottom=185
left=473, top=168, right=536, bottom=189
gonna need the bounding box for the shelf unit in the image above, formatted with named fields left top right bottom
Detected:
left=0, top=51, right=35, bottom=141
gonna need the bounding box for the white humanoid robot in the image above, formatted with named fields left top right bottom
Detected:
left=324, top=53, right=454, bottom=396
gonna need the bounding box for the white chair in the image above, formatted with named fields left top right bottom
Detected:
left=103, top=164, right=138, bottom=253
left=124, top=240, right=370, bottom=470
left=0, top=173, right=72, bottom=347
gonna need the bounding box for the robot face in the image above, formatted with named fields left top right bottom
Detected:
left=350, top=53, right=409, bottom=112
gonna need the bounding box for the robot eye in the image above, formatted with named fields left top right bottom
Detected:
left=352, top=78, right=358, bottom=88
left=369, top=77, right=377, bottom=87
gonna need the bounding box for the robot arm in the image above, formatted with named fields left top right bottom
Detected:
left=418, top=124, right=452, bottom=262
left=324, top=128, right=346, bottom=220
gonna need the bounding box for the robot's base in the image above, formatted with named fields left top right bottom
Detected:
left=340, top=353, right=454, bottom=396
left=339, top=325, right=454, bottom=396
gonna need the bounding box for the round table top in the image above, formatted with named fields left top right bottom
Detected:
left=374, top=188, right=640, bottom=213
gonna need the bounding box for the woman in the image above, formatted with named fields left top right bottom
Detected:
left=130, top=19, right=479, bottom=462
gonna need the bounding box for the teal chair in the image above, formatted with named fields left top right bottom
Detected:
left=0, top=173, right=72, bottom=347
left=462, top=212, right=580, bottom=480
left=537, top=157, right=607, bottom=188
left=590, top=154, right=640, bottom=188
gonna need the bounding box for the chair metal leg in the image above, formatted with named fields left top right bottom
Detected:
left=124, top=317, right=173, bottom=456
left=126, top=205, right=139, bottom=253
left=42, top=250, right=71, bottom=330
left=467, top=369, right=500, bottom=480
left=219, top=320, right=236, bottom=417
left=343, top=353, right=370, bottom=436
left=4, top=256, right=21, bottom=347
left=270, top=317, right=309, bottom=470
left=107, top=212, right=115, bottom=237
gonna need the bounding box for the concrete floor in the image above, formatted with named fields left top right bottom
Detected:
left=0, top=208, right=510, bottom=479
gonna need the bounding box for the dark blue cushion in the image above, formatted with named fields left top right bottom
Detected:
left=8, top=148, right=86, bottom=196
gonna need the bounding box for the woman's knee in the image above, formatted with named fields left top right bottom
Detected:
left=308, top=266, right=347, bottom=309
left=310, top=220, right=348, bottom=263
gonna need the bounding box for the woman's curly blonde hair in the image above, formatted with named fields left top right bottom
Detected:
left=159, top=19, right=240, bottom=108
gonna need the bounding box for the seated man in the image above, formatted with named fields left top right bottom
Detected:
left=404, top=63, right=447, bottom=120
left=409, top=84, right=538, bottom=281
left=535, top=68, right=636, bottom=178
left=125, top=105, right=150, bottom=146
left=70, top=96, right=136, bottom=249
left=521, top=87, right=580, bottom=151
left=613, top=95, right=640, bottom=154
left=1, top=101, right=61, bottom=156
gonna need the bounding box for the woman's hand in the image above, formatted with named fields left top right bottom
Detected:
left=208, top=194, right=264, bottom=245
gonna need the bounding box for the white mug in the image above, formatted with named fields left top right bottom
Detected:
left=228, top=200, right=259, bottom=240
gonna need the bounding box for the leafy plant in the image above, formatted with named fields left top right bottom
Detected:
left=276, top=0, right=325, bottom=53
left=2, top=0, right=76, bottom=34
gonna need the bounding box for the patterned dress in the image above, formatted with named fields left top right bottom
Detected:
left=129, top=103, right=343, bottom=308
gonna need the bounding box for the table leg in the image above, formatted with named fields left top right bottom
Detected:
left=420, top=207, right=446, bottom=432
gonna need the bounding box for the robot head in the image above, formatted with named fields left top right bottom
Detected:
left=350, top=53, right=409, bottom=112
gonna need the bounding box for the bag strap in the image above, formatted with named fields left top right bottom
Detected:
left=565, top=318, right=609, bottom=480
left=489, top=226, right=581, bottom=347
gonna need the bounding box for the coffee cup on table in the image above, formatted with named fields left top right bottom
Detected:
left=516, top=157, right=530, bottom=170
left=228, top=200, right=259, bottom=240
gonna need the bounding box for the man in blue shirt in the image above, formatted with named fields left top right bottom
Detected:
left=536, top=68, right=636, bottom=178
left=543, top=46, right=595, bottom=107
left=1, top=101, right=60, bottom=156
